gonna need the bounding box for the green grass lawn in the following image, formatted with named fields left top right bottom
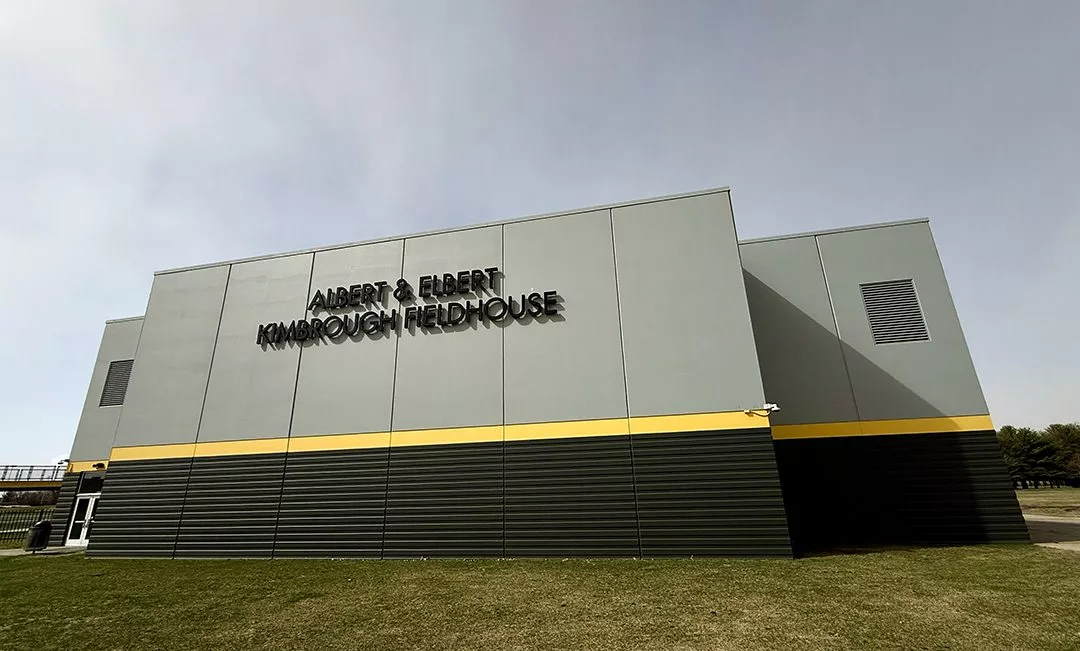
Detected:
left=2, top=545, right=1079, bottom=651
left=1016, top=487, right=1080, bottom=517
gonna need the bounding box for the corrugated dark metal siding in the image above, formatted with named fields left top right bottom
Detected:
left=47, top=473, right=81, bottom=547
left=174, top=453, right=286, bottom=558
left=274, top=448, right=389, bottom=558
left=87, top=458, right=191, bottom=557
left=634, top=428, right=792, bottom=557
left=505, top=435, right=639, bottom=557
left=87, top=431, right=802, bottom=558
left=383, top=442, right=503, bottom=558
left=774, top=429, right=1029, bottom=554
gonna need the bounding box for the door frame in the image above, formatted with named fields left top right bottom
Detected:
left=65, top=493, right=100, bottom=547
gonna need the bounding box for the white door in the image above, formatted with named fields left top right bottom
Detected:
left=66, top=494, right=99, bottom=547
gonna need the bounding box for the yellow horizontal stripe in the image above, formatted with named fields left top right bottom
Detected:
left=629, top=411, right=769, bottom=435
left=67, top=460, right=108, bottom=473
left=860, top=415, right=994, bottom=435
left=288, top=432, right=390, bottom=453
left=391, top=425, right=503, bottom=447
left=194, top=438, right=289, bottom=457
left=102, top=410, right=770, bottom=461
left=110, top=442, right=196, bottom=462
left=769, top=421, right=864, bottom=440
left=505, top=418, right=629, bottom=442
left=771, top=415, right=994, bottom=440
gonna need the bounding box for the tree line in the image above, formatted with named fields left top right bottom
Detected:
left=0, top=490, right=58, bottom=506
left=997, top=423, right=1080, bottom=488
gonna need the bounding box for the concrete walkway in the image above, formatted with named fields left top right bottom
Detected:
left=0, top=545, right=83, bottom=558
left=1025, top=513, right=1080, bottom=552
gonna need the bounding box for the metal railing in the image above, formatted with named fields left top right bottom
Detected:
left=0, top=465, right=66, bottom=483
left=0, top=508, right=55, bottom=542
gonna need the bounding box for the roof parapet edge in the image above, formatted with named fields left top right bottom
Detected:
left=737, top=217, right=930, bottom=246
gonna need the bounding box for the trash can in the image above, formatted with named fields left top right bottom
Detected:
left=23, top=520, right=52, bottom=552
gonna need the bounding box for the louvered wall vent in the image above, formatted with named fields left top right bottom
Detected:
left=99, top=359, right=134, bottom=407
left=860, top=279, right=930, bottom=345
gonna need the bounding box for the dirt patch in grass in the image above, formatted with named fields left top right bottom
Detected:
left=2, top=545, right=1080, bottom=650
left=1016, top=487, right=1080, bottom=517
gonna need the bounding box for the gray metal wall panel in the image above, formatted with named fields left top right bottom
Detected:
left=274, top=448, right=389, bottom=558
left=198, top=255, right=312, bottom=442
left=86, top=458, right=191, bottom=557
left=47, top=473, right=81, bottom=547
left=291, top=241, right=403, bottom=437
left=505, top=436, right=639, bottom=557
left=70, top=319, right=143, bottom=461
left=114, top=267, right=229, bottom=447
left=174, top=453, right=286, bottom=558
left=817, top=223, right=989, bottom=420
left=502, top=210, right=628, bottom=424
left=612, top=193, right=765, bottom=417
left=391, top=226, right=503, bottom=431
left=740, top=238, right=859, bottom=425
left=775, top=430, right=1028, bottom=552
left=633, top=429, right=791, bottom=557
left=383, top=442, right=503, bottom=558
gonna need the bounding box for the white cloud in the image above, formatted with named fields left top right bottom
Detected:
left=1, top=1, right=1078, bottom=462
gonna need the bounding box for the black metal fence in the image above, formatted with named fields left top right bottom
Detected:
left=0, top=508, right=55, bottom=543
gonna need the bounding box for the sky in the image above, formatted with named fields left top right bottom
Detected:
left=1, top=1, right=1077, bottom=464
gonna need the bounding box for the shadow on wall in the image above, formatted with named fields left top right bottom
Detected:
left=741, top=271, right=946, bottom=422
left=742, top=272, right=1027, bottom=554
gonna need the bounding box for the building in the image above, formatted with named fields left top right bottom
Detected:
left=53, top=188, right=1027, bottom=557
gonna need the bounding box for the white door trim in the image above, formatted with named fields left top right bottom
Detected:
left=65, top=493, right=100, bottom=547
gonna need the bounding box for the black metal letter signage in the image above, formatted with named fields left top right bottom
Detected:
left=256, top=265, right=560, bottom=346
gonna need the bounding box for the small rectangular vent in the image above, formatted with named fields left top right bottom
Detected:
left=99, top=359, right=134, bottom=407
left=860, top=279, right=930, bottom=345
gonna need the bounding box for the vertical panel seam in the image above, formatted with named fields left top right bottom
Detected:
left=500, top=224, right=507, bottom=558
left=730, top=193, right=791, bottom=553
left=272, top=253, right=316, bottom=558
left=287, top=252, right=317, bottom=438
left=107, top=317, right=146, bottom=456
left=381, top=238, right=407, bottom=559
left=174, top=263, right=232, bottom=558
left=93, top=319, right=142, bottom=523
left=727, top=191, right=768, bottom=407
left=609, top=208, right=643, bottom=558
left=110, top=269, right=158, bottom=454
left=815, top=237, right=862, bottom=423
